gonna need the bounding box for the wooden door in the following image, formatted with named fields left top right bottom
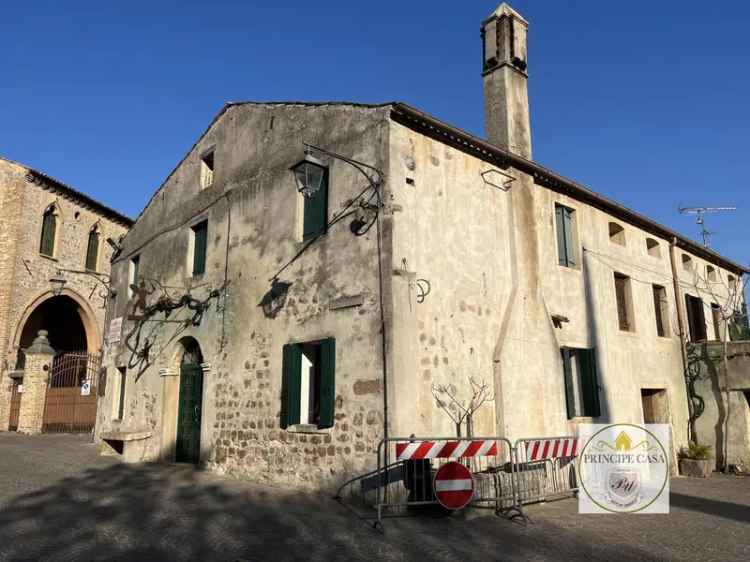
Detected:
left=176, top=363, right=203, bottom=464
left=8, top=380, right=22, bottom=431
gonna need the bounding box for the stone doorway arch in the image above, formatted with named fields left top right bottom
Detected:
left=160, top=337, right=206, bottom=464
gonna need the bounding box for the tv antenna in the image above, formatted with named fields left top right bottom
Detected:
left=678, top=206, right=737, bottom=248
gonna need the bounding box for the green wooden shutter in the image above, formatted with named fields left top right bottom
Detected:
left=85, top=230, right=99, bottom=271
left=561, top=349, right=575, bottom=419
left=40, top=211, right=56, bottom=256
left=555, top=205, right=567, bottom=266
left=580, top=349, right=601, bottom=418
left=563, top=208, right=576, bottom=267
left=280, top=344, right=301, bottom=429
left=303, top=171, right=328, bottom=240
left=192, top=221, right=208, bottom=275
left=318, top=338, right=336, bottom=428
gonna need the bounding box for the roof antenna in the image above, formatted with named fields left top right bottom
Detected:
left=678, top=205, right=737, bottom=248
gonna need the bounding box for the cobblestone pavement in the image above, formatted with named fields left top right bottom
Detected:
left=0, top=433, right=748, bottom=561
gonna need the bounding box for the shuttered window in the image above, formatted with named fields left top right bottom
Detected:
left=39, top=208, right=57, bottom=257
left=280, top=338, right=336, bottom=429
left=555, top=204, right=576, bottom=267
left=192, top=221, right=208, bottom=276
left=562, top=347, right=600, bottom=418
left=303, top=171, right=329, bottom=240
left=85, top=228, right=100, bottom=271
left=652, top=285, right=669, bottom=338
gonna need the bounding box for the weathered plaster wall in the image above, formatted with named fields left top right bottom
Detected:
left=692, top=342, right=750, bottom=470
left=0, top=157, right=129, bottom=430
left=97, top=103, right=391, bottom=490
left=388, top=121, right=513, bottom=438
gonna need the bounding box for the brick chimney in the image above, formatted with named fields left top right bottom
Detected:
left=481, top=3, right=532, bottom=159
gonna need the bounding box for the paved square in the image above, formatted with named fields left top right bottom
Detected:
left=0, top=434, right=748, bottom=561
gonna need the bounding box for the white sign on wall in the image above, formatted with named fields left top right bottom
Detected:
left=80, top=381, right=91, bottom=396
left=108, top=317, right=123, bottom=344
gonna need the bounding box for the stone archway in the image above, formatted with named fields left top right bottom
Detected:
left=11, top=289, right=101, bottom=368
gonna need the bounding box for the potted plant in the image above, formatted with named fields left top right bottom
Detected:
left=678, top=442, right=712, bottom=478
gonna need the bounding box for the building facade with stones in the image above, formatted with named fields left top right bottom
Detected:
left=0, top=156, right=132, bottom=432
left=94, top=3, right=747, bottom=488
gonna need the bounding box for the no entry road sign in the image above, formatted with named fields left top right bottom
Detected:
left=433, top=461, right=474, bottom=510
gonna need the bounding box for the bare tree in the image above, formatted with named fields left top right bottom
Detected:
left=432, top=376, right=494, bottom=438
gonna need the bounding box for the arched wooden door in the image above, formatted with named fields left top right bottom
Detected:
left=175, top=342, right=204, bottom=464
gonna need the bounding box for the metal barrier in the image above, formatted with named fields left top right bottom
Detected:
left=334, top=434, right=582, bottom=529
left=374, top=436, right=522, bottom=527
left=513, top=436, right=580, bottom=505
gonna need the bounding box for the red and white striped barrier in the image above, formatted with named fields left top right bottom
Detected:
left=395, top=440, right=498, bottom=461
left=524, top=437, right=579, bottom=461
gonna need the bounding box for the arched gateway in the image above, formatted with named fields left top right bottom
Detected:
left=9, top=290, right=101, bottom=433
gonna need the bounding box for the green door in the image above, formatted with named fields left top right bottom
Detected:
left=176, top=362, right=203, bottom=464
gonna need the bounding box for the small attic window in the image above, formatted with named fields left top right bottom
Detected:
left=200, top=150, right=215, bottom=189
left=728, top=274, right=736, bottom=286
left=646, top=238, right=660, bottom=257
left=706, top=265, right=717, bottom=282
left=682, top=254, right=693, bottom=271
left=609, top=222, right=625, bottom=246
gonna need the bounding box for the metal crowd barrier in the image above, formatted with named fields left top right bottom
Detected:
left=513, top=436, right=580, bottom=505
left=334, top=434, right=581, bottom=529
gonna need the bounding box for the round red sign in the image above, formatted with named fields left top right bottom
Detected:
left=433, top=461, right=474, bottom=510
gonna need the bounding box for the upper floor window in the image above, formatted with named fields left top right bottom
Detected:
left=614, top=272, right=635, bottom=332
left=685, top=294, right=707, bottom=342
left=706, top=265, right=717, bottom=282
left=39, top=205, right=58, bottom=257
left=85, top=225, right=101, bottom=272
left=191, top=220, right=208, bottom=276
left=608, top=222, right=625, bottom=246
left=652, top=285, right=670, bottom=338
left=554, top=204, right=577, bottom=268
left=302, top=168, right=329, bottom=240
left=128, top=255, right=140, bottom=299
left=200, top=150, right=215, bottom=189
left=682, top=254, right=693, bottom=271
left=646, top=237, right=661, bottom=258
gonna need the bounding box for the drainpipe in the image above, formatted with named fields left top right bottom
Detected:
left=669, top=237, right=691, bottom=441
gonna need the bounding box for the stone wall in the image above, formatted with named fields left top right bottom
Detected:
left=0, top=157, right=130, bottom=430
left=96, top=103, right=392, bottom=491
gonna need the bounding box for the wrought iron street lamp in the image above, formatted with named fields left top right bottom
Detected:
left=290, top=148, right=327, bottom=198
left=49, top=271, right=67, bottom=296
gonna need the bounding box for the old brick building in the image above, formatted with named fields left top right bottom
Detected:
left=0, top=156, right=131, bottom=433
left=94, top=3, right=747, bottom=488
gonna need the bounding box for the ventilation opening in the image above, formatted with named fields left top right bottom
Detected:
left=609, top=222, right=625, bottom=246
left=646, top=238, right=660, bottom=257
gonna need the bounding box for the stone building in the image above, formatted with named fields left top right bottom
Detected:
left=94, top=3, right=747, bottom=488
left=0, top=156, right=132, bottom=433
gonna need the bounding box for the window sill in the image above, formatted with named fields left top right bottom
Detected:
left=557, top=263, right=581, bottom=272
left=286, top=424, right=329, bottom=434
left=568, top=416, right=597, bottom=423
left=39, top=253, right=58, bottom=262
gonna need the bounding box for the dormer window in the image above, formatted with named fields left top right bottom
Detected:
left=200, top=150, right=215, bottom=189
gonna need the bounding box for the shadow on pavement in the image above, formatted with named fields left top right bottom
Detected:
left=0, top=462, right=668, bottom=562
left=670, top=491, right=750, bottom=524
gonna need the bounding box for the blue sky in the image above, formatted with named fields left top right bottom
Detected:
left=1, top=1, right=748, bottom=267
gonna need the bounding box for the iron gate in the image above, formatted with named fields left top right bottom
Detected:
left=8, top=380, right=22, bottom=431
left=42, top=352, right=101, bottom=433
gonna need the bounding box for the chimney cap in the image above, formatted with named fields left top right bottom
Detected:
left=484, top=3, right=528, bottom=26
